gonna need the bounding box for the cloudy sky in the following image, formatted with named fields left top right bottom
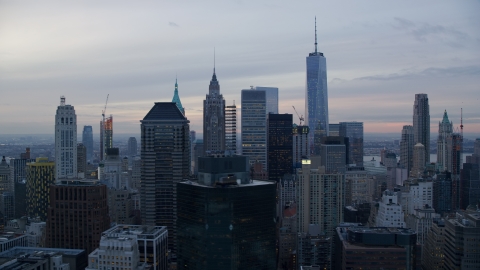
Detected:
left=1, top=1, right=479, bottom=138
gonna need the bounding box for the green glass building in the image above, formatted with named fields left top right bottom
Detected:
left=177, top=155, right=276, bottom=270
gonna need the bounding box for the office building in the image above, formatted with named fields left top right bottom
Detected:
left=411, top=143, right=426, bottom=178
left=406, top=206, right=440, bottom=246
left=177, top=155, right=276, bottom=270
left=46, top=180, right=110, bottom=254
left=172, top=78, right=185, bottom=115
left=267, top=114, right=293, bottom=181
left=446, top=133, right=463, bottom=175
left=203, top=68, right=225, bottom=155
left=278, top=204, right=297, bottom=270
left=255, top=86, right=278, bottom=114
left=127, top=137, right=138, bottom=157
left=413, top=94, right=430, bottom=163
left=26, top=157, right=55, bottom=221
left=55, top=96, right=77, bottom=179
left=77, top=143, right=86, bottom=177
left=306, top=18, right=329, bottom=139
left=103, top=115, right=113, bottom=160
left=87, top=225, right=168, bottom=270
left=82, top=125, right=94, bottom=162
left=437, top=110, right=453, bottom=171
left=345, top=170, right=375, bottom=205
left=292, top=125, right=310, bottom=169
left=25, top=220, right=46, bottom=247
left=433, top=172, right=452, bottom=215
left=443, top=211, right=480, bottom=269
left=339, top=122, right=363, bottom=166
left=405, top=179, right=433, bottom=216
left=11, top=157, right=35, bottom=218
left=422, top=219, right=446, bottom=270
left=400, top=125, right=414, bottom=174
left=241, top=88, right=267, bottom=168
left=376, top=190, right=406, bottom=228
left=320, top=136, right=347, bottom=174
left=335, top=226, right=417, bottom=270
left=297, top=224, right=332, bottom=270
left=192, top=139, right=203, bottom=175
left=225, top=103, right=237, bottom=154
left=0, top=156, right=11, bottom=194
left=0, top=192, right=14, bottom=221
left=296, top=159, right=344, bottom=237
left=0, top=247, right=87, bottom=270
left=140, top=102, right=190, bottom=255
left=328, top=123, right=339, bottom=136
left=461, top=162, right=480, bottom=209
left=100, top=148, right=128, bottom=189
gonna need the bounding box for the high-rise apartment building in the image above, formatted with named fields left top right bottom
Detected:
left=296, top=159, right=344, bottom=237
left=255, top=86, right=278, bottom=114
left=306, top=19, right=329, bottom=139
left=400, top=125, right=414, bottom=173
left=241, top=88, right=267, bottom=167
left=339, top=122, right=363, bottom=166
left=82, top=125, right=94, bottom=162
left=203, top=68, right=225, bottom=155
left=437, top=110, right=453, bottom=171
left=267, top=114, right=293, bottom=181
left=293, top=125, right=310, bottom=169
left=140, top=102, right=190, bottom=254
left=55, top=96, right=77, bottom=179
left=46, top=180, right=110, bottom=254
left=26, top=157, right=55, bottom=221
left=413, top=94, right=430, bottom=163
left=127, top=137, right=137, bottom=156
left=225, top=103, right=237, bottom=154
left=172, top=78, right=185, bottom=115
left=177, top=155, right=276, bottom=269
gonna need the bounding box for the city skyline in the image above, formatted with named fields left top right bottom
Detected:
left=1, top=1, right=479, bottom=136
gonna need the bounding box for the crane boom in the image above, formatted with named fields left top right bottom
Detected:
left=292, top=106, right=304, bottom=126
left=102, top=94, right=109, bottom=117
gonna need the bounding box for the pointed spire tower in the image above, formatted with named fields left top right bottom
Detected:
left=203, top=49, right=225, bottom=155
left=172, top=77, right=185, bottom=115
left=437, top=109, right=453, bottom=171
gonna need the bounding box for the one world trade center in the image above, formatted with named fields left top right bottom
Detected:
left=306, top=17, right=329, bottom=141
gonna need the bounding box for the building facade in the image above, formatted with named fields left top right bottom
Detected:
left=400, top=125, right=414, bottom=174
left=413, top=93, right=430, bottom=164
left=82, top=125, right=94, bottom=163
left=127, top=137, right=138, bottom=157
left=267, top=114, right=293, bottom=181
left=172, top=78, right=185, bottom=115
left=225, top=103, right=237, bottom=155
left=241, top=88, right=267, bottom=168
left=437, top=110, right=453, bottom=171
left=55, top=96, right=77, bottom=179
left=339, top=122, right=363, bottom=166
left=292, top=125, right=310, bottom=169
left=203, top=69, right=225, bottom=155
left=140, top=102, right=190, bottom=255
left=26, top=157, right=55, bottom=221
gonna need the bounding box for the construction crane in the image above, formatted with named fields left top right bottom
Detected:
left=102, top=94, right=109, bottom=121
left=100, top=94, right=109, bottom=160
left=292, top=106, right=304, bottom=126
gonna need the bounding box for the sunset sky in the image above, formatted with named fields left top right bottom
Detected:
left=1, top=1, right=479, bottom=138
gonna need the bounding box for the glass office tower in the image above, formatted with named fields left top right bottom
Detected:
left=306, top=19, right=329, bottom=139
left=82, top=125, right=93, bottom=162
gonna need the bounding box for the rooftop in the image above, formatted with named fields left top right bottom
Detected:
left=142, top=102, right=187, bottom=121
left=102, top=225, right=167, bottom=239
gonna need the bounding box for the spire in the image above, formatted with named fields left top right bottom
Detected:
left=172, top=78, right=184, bottom=115
left=442, top=110, right=450, bottom=124
left=314, top=16, right=317, bottom=53
left=214, top=47, right=216, bottom=75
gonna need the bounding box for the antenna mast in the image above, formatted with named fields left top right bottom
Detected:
left=460, top=108, right=463, bottom=137
left=314, top=17, right=318, bottom=53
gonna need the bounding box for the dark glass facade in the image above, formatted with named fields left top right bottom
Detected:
left=460, top=163, right=480, bottom=209
left=306, top=51, right=329, bottom=139
left=82, top=125, right=93, bottom=162
left=339, top=122, right=364, bottom=166
left=267, top=114, right=293, bottom=181
left=433, top=172, right=452, bottom=215
left=177, top=181, right=276, bottom=270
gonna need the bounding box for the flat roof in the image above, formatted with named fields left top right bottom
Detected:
left=180, top=179, right=275, bottom=188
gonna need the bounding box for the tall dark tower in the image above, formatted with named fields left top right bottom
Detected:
left=140, top=102, right=190, bottom=255
left=267, top=114, right=293, bottom=181
left=413, top=94, right=430, bottom=164
left=306, top=17, right=329, bottom=143
left=203, top=55, right=225, bottom=155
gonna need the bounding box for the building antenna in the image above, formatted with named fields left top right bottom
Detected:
left=314, top=16, right=318, bottom=53
left=461, top=107, right=464, bottom=138
left=214, top=47, right=216, bottom=74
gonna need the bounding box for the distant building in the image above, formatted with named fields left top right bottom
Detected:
left=87, top=225, right=168, bottom=270
left=297, top=225, right=332, bottom=270
left=345, top=170, right=375, bottom=205
left=376, top=190, right=406, bottom=228
left=0, top=156, right=11, bottom=194
left=177, top=155, right=276, bottom=269
left=77, top=143, right=86, bottom=177
left=12, top=157, right=35, bottom=218
left=0, top=247, right=87, bottom=270
left=203, top=68, right=225, bottom=155
left=103, top=115, right=113, bottom=161
left=292, top=125, right=309, bottom=169
left=46, top=180, right=110, bottom=254
left=26, top=157, right=55, bottom=221
left=437, top=110, right=453, bottom=171
left=192, top=139, right=203, bottom=175
left=255, top=86, right=278, bottom=114
left=339, top=122, right=363, bottom=166
left=410, top=143, right=426, bottom=178
left=320, top=136, right=347, bottom=174
left=0, top=192, right=14, bottom=221
left=413, top=93, right=430, bottom=163
left=127, top=137, right=138, bottom=157
left=335, top=226, right=417, bottom=270
left=328, top=124, right=339, bottom=136
left=267, top=114, right=293, bottom=181
left=433, top=172, right=452, bottom=215
left=241, top=88, right=267, bottom=168
left=55, top=96, right=77, bottom=179
left=225, top=103, right=237, bottom=155
left=406, top=206, right=440, bottom=246
left=172, top=78, right=185, bottom=115
left=422, top=219, right=446, bottom=270
left=140, top=102, right=190, bottom=255
left=82, top=125, right=94, bottom=162
left=25, top=220, right=46, bottom=247
left=460, top=162, right=480, bottom=209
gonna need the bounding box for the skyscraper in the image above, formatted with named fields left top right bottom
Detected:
left=55, top=96, right=77, bottom=180
left=437, top=110, right=453, bottom=171
left=0, top=156, right=11, bottom=194
left=177, top=155, right=276, bottom=269
left=267, top=114, right=293, bottom=181
left=339, top=122, right=363, bottom=166
left=103, top=115, right=113, bottom=159
left=225, top=103, right=237, bottom=155
left=140, top=102, right=190, bottom=254
left=26, top=157, right=55, bottom=221
left=77, top=143, right=86, bottom=177
left=241, top=88, right=267, bottom=167
left=293, top=125, right=310, bottom=169
left=306, top=18, right=329, bottom=139
left=320, top=136, right=347, bottom=174
left=127, top=137, right=137, bottom=156
left=203, top=68, right=225, bottom=155
left=255, top=86, right=278, bottom=114
left=400, top=125, right=414, bottom=174
left=411, top=143, right=426, bottom=178
left=82, top=125, right=93, bottom=162
left=172, top=78, right=185, bottom=115
left=413, top=94, right=430, bottom=164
